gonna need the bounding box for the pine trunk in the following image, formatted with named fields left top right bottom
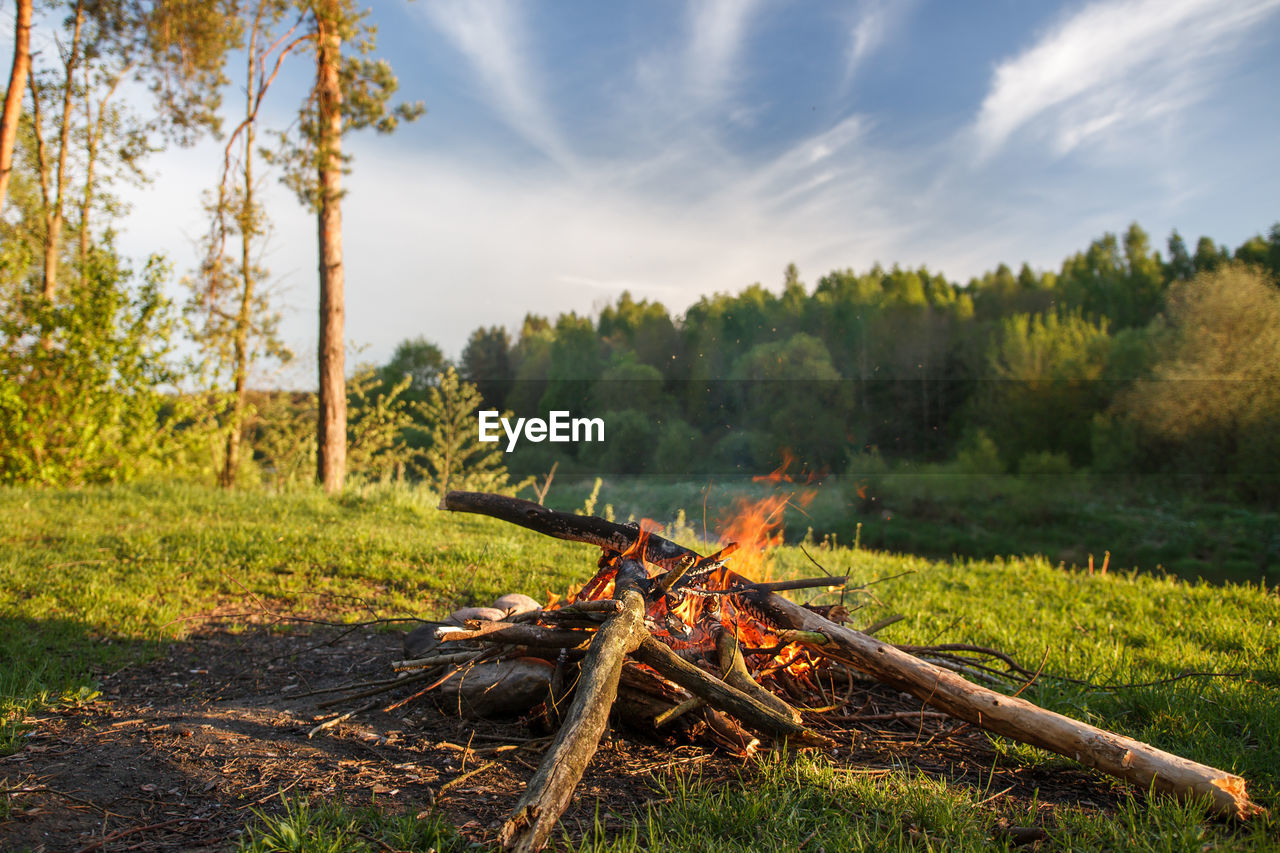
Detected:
left=41, top=0, right=84, bottom=300
left=0, top=0, right=32, bottom=210
left=315, top=3, right=345, bottom=493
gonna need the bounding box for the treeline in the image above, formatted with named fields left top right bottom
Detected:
left=401, top=223, right=1277, bottom=502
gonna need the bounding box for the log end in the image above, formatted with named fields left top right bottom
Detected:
left=1211, top=776, right=1267, bottom=820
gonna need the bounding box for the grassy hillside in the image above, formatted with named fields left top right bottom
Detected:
left=1, top=483, right=1277, bottom=850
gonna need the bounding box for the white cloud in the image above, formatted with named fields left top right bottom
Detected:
left=416, top=0, right=576, bottom=169
left=841, top=1, right=905, bottom=88
left=686, top=0, right=763, bottom=105
left=972, top=0, right=1280, bottom=159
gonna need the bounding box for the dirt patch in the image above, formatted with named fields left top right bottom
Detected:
left=1, top=625, right=1122, bottom=851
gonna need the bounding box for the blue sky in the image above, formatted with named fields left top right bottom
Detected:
left=115, top=0, right=1280, bottom=384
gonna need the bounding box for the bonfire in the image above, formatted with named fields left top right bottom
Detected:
left=315, top=489, right=1262, bottom=852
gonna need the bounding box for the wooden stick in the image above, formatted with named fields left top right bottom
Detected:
left=497, top=563, right=649, bottom=852
left=632, top=635, right=831, bottom=747
left=729, top=576, right=849, bottom=594
left=746, top=589, right=1264, bottom=820
left=716, top=630, right=803, bottom=725
left=439, top=622, right=594, bottom=648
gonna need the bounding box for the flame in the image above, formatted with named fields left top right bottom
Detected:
left=539, top=478, right=830, bottom=686
left=716, top=480, right=815, bottom=582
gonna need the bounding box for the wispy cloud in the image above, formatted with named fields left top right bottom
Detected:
left=972, top=0, right=1280, bottom=159
left=841, top=1, right=906, bottom=89
left=685, top=0, right=763, bottom=105
left=417, top=0, right=576, bottom=169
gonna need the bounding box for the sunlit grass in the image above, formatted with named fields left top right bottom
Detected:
left=1, top=482, right=1277, bottom=849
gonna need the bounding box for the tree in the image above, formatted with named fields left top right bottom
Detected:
left=1057, top=224, right=1165, bottom=329
left=22, top=0, right=237, bottom=299
left=0, top=253, right=208, bottom=484
left=460, top=325, right=512, bottom=410
left=189, top=0, right=299, bottom=488
left=270, top=0, right=422, bottom=493
left=418, top=367, right=515, bottom=496
left=973, top=310, right=1112, bottom=466
left=1117, top=264, right=1280, bottom=500
left=0, top=0, right=33, bottom=210
left=380, top=336, right=447, bottom=398
left=1192, top=236, right=1228, bottom=275
left=345, top=366, right=416, bottom=482
left=1166, top=230, right=1193, bottom=282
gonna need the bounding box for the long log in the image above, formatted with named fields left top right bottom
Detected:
left=497, top=561, right=649, bottom=852
left=443, top=490, right=695, bottom=569
left=746, top=589, right=1264, bottom=820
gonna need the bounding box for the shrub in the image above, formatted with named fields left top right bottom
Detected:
left=1017, top=450, right=1073, bottom=477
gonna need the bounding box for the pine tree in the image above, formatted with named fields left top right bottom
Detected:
left=418, top=368, right=518, bottom=497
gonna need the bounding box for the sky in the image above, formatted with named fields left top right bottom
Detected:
left=107, top=0, right=1280, bottom=385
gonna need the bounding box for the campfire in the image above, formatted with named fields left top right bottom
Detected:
left=317, top=490, right=1262, bottom=852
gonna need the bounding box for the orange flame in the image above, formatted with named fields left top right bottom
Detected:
left=717, top=456, right=817, bottom=582
left=540, top=474, right=829, bottom=681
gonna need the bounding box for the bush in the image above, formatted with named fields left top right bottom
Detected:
left=1017, top=450, right=1073, bottom=477
left=954, top=430, right=1005, bottom=475
left=0, top=254, right=215, bottom=485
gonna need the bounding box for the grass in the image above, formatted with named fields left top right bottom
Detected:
left=236, top=796, right=464, bottom=852
left=2, top=481, right=1279, bottom=850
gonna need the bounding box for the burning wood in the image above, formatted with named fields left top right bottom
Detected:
left=321, top=490, right=1263, bottom=850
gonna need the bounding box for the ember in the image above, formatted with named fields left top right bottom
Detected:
left=319, top=491, right=1264, bottom=852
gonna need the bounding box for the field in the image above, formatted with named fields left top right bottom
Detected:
left=1, top=482, right=1278, bottom=851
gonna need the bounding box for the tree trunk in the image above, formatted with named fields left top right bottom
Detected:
left=221, top=37, right=259, bottom=490
left=314, top=2, right=345, bottom=492
left=42, top=0, right=84, bottom=300
left=0, top=0, right=32, bottom=211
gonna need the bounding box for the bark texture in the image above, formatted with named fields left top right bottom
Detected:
left=0, top=0, right=32, bottom=210
left=314, top=2, right=345, bottom=493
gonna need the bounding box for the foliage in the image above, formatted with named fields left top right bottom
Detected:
left=0, top=253, right=213, bottom=485
left=247, top=391, right=317, bottom=491
left=954, top=429, right=1004, bottom=476
left=378, top=335, right=446, bottom=398
left=1113, top=264, right=1280, bottom=502
left=345, top=367, right=416, bottom=482
left=972, top=310, right=1112, bottom=467
left=460, top=324, right=513, bottom=409
left=417, top=366, right=522, bottom=496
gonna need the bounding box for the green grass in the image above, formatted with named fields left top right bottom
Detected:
left=236, top=796, right=464, bottom=852
left=2, top=482, right=1279, bottom=850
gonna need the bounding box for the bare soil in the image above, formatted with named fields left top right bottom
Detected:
left=1, top=624, right=1123, bottom=852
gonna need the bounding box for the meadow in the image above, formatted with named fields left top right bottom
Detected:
left=1, top=482, right=1277, bottom=851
